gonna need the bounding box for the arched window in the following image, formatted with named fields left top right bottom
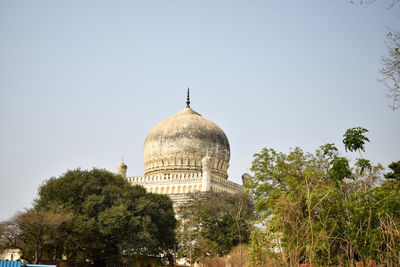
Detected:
left=177, top=186, right=181, bottom=193
left=198, top=184, right=202, bottom=191
left=183, top=185, right=187, bottom=193
left=188, top=185, right=192, bottom=193
left=155, top=187, right=159, bottom=193
left=160, top=187, right=165, bottom=194
left=171, top=186, right=176, bottom=193
left=193, top=185, right=197, bottom=191
left=166, top=187, right=170, bottom=194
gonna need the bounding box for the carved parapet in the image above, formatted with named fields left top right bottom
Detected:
left=127, top=172, right=244, bottom=194
left=210, top=175, right=244, bottom=193
left=143, top=153, right=229, bottom=178
left=127, top=173, right=203, bottom=186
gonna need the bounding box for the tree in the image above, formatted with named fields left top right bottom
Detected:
left=329, top=156, right=353, bottom=184
left=247, top=146, right=346, bottom=265
left=380, top=31, right=400, bottom=110
left=351, top=0, right=399, bottom=8
left=246, top=128, right=394, bottom=266
left=0, top=209, right=69, bottom=263
left=369, top=163, right=400, bottom=265
left=384, top=161, right=400, bottom=181
left=177, top=192, right=254, bottom=264
left=0, top=218, right=20, bottom=252
left=343, top=127, right=370, bottom=194
left=342, top=127, right=369, bottom=154
left=34, top=168, right=177, bottom=264
left=350, top=1, right=399, bottom=110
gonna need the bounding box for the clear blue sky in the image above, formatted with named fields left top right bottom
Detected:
left=0, top=0, right=399, bottom=220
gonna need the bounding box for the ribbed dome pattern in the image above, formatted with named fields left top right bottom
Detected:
left=143, top=107, right=230, bottom=179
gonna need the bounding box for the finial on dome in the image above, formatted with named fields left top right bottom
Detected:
left=186, top=87, right=190, bottom=108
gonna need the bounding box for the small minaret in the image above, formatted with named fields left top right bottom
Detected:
left=242, top=173, right=251, bottom=185
left=117, top=157, right=128, bottom=178
left=202, top=156, right=212, bottom=192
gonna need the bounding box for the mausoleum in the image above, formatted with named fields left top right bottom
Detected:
left=118, top=90, right=246, bottom=206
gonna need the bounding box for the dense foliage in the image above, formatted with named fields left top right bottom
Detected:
left=246, top=128, right=400, bottom=266
left=177, top=192, right=254, bottom=264
left=1, top=169, right=177, bottom=264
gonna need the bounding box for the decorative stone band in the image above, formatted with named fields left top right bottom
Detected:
left=127, top=172, right=203, bottom=185
left=144, top=155, right=205, bottom=169
left=143, top=155, right=229, bottom=179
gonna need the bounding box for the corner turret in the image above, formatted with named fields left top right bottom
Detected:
left=241, top=173, right=250, bottom=186
left=117, top=157, right=128, bottom=178
left=202, top=156, right=212, bottom=192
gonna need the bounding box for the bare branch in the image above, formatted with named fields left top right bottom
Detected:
left=380, top=31, right=400, bottom=110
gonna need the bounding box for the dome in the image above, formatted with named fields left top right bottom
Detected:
left=143, top=107, right=230, bottom=179
left=117, top=161, right=127, bottom=170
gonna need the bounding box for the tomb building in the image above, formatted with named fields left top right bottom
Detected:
left=120, top=90, right=245, bottom=206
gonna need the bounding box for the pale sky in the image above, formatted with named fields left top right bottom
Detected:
left=0, top=0, right=399, bottom=221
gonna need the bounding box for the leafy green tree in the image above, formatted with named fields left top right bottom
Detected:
left=384, top=161, right=400, bottom=181
left=343, top=127, right=370, bottom=194
left=247, top=146, right=347, bottom=265
left=373, top=165, right=400, bottom=265
left=34, top=168, right=176, bottom=264
left=246, top=128, right=397, bottom=266
left=177, top=192, right=254, bottom=264
left=248, top=228, right=276, bottom=266
left=329, top=156, right=353, bottom=184
left=343, top=127, right=369, bottom=154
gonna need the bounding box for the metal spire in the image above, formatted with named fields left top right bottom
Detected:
left=186, top=87, right=190, bottom=108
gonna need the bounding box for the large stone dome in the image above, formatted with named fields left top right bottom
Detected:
left=143, top=107, right=230, bottom=179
